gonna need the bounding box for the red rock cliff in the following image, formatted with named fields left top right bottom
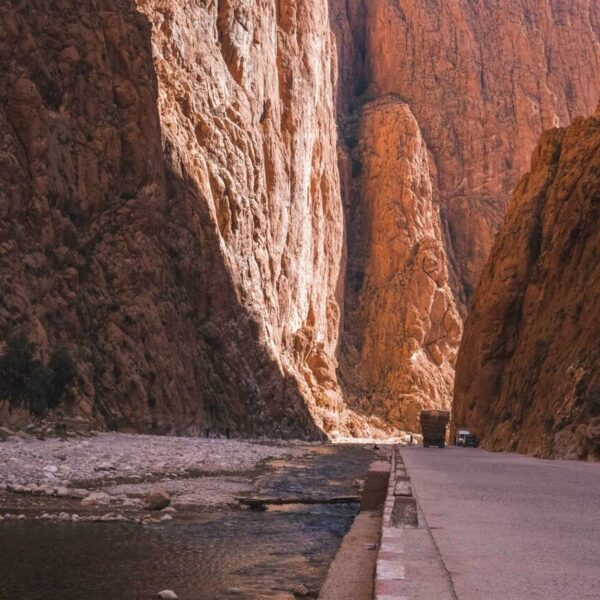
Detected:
left=453, top=109, right=600, bottom=460
left=329, top=0, right=600, bottom=430
left=340, top=98, right=462, bottom=428
left=363, top=0, right=600, bottom=305
left=3, top=0, right=600, bottom=439
left=0, top=0, right=349, bottom=437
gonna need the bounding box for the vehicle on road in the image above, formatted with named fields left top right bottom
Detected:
left=456, top=430, right=470, bottom=446
left=420, top=410, right=450, bottom=448
left=456, top=429, right=480, bottom=447
left=464, top=433, right=479, bottom=448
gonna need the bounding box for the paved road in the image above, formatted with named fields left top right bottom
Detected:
left=402, top=447, right=600, bottom=600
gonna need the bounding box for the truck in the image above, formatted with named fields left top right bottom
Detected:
left=420, top=410, right=450, bottom=448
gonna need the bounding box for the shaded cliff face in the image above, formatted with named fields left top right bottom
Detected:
left=0, top=0, right=348, bottom=437
left=329, top=0, right=600, bottom=431
left=3, top=0, right=600, bottom=439
left=453, top=110, right=600, bottom=460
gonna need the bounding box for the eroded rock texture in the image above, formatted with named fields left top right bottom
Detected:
left=329, top=0, right=600, bottom=430
left=454, top=110, right=600, bottom=460
left=363, top=0, right=600, bottom=306
left=0, top=0, right=350, bottom=437
left=3, top=0, right=600, bottom=439
left=339, top=98, right=461, bottom=428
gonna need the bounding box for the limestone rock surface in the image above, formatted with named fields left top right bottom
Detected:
left=453, top=109, right=600, bottom=460
left=0, top=0, right=347, bottom=437
left=328, top=0, right=600, bottom=431
left=3, top=0, right=600, bottom=439
left=361, top=0, right=600, bottom=306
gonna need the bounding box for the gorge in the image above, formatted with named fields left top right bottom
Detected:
left=1, top=0, right=600, bottom=457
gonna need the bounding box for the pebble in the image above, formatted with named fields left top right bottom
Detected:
left=121, top=497, right=142, bottom=507
left=100, top=513, right=117, bottom=522
left=291, top=584, right=310, bottom=597
left=70, top=488, right=90, bottom=499
left=95, top=462, right=115, bottom=472
left=157, top=591, right=178, bottom=599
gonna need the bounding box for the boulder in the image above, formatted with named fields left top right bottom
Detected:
left=144, top=488, right=171, bottom=511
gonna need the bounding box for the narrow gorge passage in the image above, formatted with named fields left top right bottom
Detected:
left=2, top=1, right=600, bottom=599
left=2, top=0, right=600, bottom=441
left=329, top=0, right=600, bottom=437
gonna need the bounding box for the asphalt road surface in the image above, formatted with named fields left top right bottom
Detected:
left=402, top=447, right=600, bottom=600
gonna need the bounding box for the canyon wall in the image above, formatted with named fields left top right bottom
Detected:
left=2, top=0, right=600, bottom=438
left=454, top=109, right=600, bottom=461
left=0, top=0, right=357, bottom=437
left=362, top=0, right=600, bottom=306
left=329, top=0, right=600, bottom=430
left=339, top=97, right=462, bottom=428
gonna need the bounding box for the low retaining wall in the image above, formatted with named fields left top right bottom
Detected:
left=374, top=446, right=418, bottom=599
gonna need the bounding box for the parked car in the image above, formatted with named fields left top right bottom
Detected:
left=464, top=433, right=480, bottom=448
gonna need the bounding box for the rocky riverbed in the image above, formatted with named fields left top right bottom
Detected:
left=0, top=433, right=329, bottom=523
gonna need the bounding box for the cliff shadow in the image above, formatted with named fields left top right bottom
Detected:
left=0, top=0, right=323, bottom=440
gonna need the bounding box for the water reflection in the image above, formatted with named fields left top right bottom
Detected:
left=0, top=504, right=357, bottom=599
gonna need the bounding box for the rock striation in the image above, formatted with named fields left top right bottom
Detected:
left=0, top=0, right=350, bottom=437
left=453, top=109, right=600, bottom=460
left=360, top=0, right=600, bottom=306
left=2, top=0, right=600, bottom=439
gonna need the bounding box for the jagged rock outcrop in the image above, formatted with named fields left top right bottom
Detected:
left=3, top=0, right=600, bottom=439
left=453, top=109, right=600, bottom=460
left=339, top=98, right=461, bottom=429
left=329, top=0, right=600, bottom=430
left=0, top=0, right=353, bottom=437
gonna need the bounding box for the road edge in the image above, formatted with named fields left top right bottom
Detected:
left=374, top=446, right=457, bottom=600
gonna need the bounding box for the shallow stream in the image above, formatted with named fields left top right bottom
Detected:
left=0, top=444, right=374, bottom=600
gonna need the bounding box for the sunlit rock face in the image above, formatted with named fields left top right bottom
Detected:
left=363, top=0, right=600, bottom=307
left=340, top=98, right=462, bottom=429
left=329, top=0, right=600, bottom=430
left=3, top=0, right=600, bottom=438
left=0, top=0, right=350, bottom=437
left=454, top=109, right=600, bottom=461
